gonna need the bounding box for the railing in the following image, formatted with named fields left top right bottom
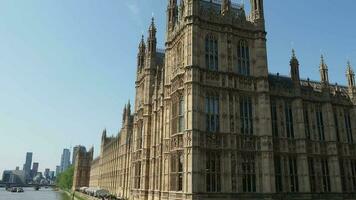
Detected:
left=200, top=0, right=244, bottom=9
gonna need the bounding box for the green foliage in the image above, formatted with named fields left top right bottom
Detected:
left=56, top=166, right=74, bottom=189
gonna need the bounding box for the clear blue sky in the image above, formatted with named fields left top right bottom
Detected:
left=0, top=0, right=355, bottom=175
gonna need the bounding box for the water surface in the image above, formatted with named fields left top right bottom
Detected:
left=0, top=187, right=70, bottom=200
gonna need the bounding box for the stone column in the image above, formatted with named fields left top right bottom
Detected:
left=257, top=92, right=274, bottom=193
left=323, top=103, right=342, bottom=192
left=293, top=99, right=310, bottom=192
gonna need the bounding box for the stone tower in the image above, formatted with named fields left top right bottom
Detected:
left=72, top=147, right=93, bottom=190
left=163, top=0, right=273, bottom=198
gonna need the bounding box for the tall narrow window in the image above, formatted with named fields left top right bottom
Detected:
left=172, top=98, right=178, bottom=134
left=316, top=105, right=325, bottom=141
left=289, top=157, right=299, bottom=192
left=206, top=151, right=221, bottom=192
left=274, top=155, right=283, bottom=192
left=339, top=159, right=346, bottom=192
left=134, top=162, right=141, bottom=189
left=344, top=110, right=353, bottom=143
left=170, top=152, right=184, bottom=191
left=308, top=157, right=316, bottom=192
left=231, top=154, right=237, bottom=192
left=178, top=97, right=184, bottom=133
left=206, top=96, right=219, bottom=132
left=237, top=40, right=250, bottom=75
left=172, top=96, right=184, bottom=134
left=304, top=106, right=311, bottom=139
left=285, top=101, right=294, bottom=139
left=205, top=35, right=218, bottom=71
left=137, top=121, right=144, bottom=149
left=242, top=154, right=256, bottom=192
left=240, top=96, right=253, bottom=135
left=271, top=100, right=278, bottom=137
left=351, top=160, right=356, bottom=192
left=321, top=158, right=331, bottom=192
left=334, top=110, right=340, bottom=142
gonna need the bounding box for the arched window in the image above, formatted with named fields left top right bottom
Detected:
left=205, top=35, right=219, bottom=71
left=237, top=40, right=250, bottom=75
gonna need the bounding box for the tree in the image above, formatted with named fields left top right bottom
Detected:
left=56, top=166, right=74, bottom=189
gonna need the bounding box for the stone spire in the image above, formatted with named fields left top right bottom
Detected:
left=122, top=104, right=127, bottom=124
left=346, top=61, right=355, bottom=88
left=137, top=35, right=146, bottom=72
left=147, top=17, right=157, bottom=53
left=126, top=100, right=131, bottom=118
left=101, top=129, right=107, bottom=141
left=221, top=0, right=231, bottom=15
left=123, top=101, right=131, bottom=126
left=319, top=55, right=329, bottom=85
left=139, top=35, right=145, bottom=51
left=290, top=49, right=300, bottom=83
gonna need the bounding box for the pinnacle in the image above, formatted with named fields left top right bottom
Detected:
left=347, top=60, right=354, bottom=74
left=320, top=54, right=327, bottom=69
left=150, top=17, right=155, bottom=29
left=292, top=49, right=296, bottom=58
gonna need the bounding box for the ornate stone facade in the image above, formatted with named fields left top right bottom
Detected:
left=86, top=0, right=356, bottom=199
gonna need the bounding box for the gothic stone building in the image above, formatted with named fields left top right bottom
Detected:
left=72, top=147, right=93, bottom=190
left=84, top=0, right=356, bottom=199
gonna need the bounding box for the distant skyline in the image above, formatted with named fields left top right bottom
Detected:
left=1, top=0, right=356, bottom=175
left=2, top=151, right=61, bottom=173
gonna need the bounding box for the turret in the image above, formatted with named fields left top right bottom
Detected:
left=122, top=104, right=127, bottom=124
left=147, top=17, right=157, bottom=54
left=101, top=129, right=107, bottom=142
left=137, top=35, right=146, bottom=72
left=319, top=55, right=329, bottom=86
left=167, top=0, right=178, bottom=31
left=250, top=0, right=264, bottom=23
left=88, top=147, right=94, bottom=157
left=126, top=100, right=131, bottom=120
left=122, top=101, right=132, bottom=127
left=221, top=0, right=231, bottom=15
left=290, top=49, right=300, bottom=84
left=346, top=61, right=355, bottom=88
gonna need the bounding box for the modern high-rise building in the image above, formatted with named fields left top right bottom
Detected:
left=72, top=145, right=86, bottom=166
left=55, top=165, right=61, bottom=176
left=76, top=0, right=356, bottom=199
left=22, top=152, right=32, bottom=171
left=22, top=152, right=32, bottom=182
left=31, top=162, right=39, bottom=179
left=44, top=168, right=50, bottom=179
left=49, top=171, right=55, bottom=180
left=2, top=170, right=26, bottom=185
left=60, top=149, right=71, bottom=173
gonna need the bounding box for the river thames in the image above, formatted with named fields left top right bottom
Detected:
left=0, top=188, right=71, bottom=200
